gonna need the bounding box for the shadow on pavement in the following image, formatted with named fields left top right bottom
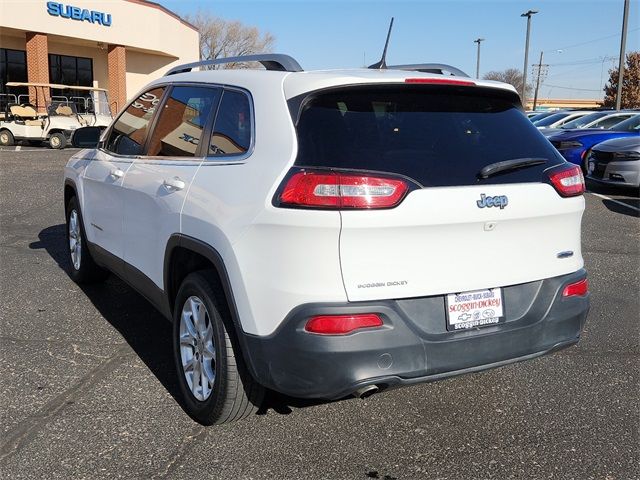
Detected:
left=601, top=199, right=639, bottom=218
left=586, top=180, right=639, bottom=218
left=30, top=224, right=332, bottom=420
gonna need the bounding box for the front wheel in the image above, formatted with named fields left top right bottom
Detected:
left=49, top=132, right=67, bottom=149
left=0, top=129, right=14, bottom=146
left=173, top=271, right=264, bottom=425
left=581, top=148, right=592, bottom=175
left=65, top=197, right=109, bottom=283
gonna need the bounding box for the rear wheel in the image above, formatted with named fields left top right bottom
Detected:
left=49, top=132, right=67, bottom=149
left=173, top=270, right=264, bottom=425
left=65, top=197, right=108, bottom=283
left=0, top=130, right=14, bottom=146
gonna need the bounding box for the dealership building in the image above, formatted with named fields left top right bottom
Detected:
left=0, top=0, right=199, bottom=113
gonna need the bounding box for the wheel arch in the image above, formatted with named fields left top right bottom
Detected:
left=163, top=234, right=261, bottom=382
left=64, top=178, right=78, bottom=208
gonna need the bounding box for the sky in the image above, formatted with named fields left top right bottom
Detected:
left=162, top=0, right=639, bottom=100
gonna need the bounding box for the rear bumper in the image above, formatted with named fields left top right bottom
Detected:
left=243, top=269, right=590, bottom=399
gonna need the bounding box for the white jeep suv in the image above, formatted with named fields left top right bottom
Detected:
left=63, top=54, right=590, bottom=425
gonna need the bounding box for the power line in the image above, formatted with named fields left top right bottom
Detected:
left=543, top=84, right=602, bottom=92
left=547, top=56, right=618, bottom=67
left=550, top=27, right=639, bottom=52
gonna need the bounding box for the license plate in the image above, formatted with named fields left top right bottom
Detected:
left=446, top=288, right=504, bottom=331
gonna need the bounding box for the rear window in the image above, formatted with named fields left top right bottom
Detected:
left=533, top=112, right=570, bottom=127
left=561, top=111, right=607, bottom=129
left=293, top=86, right=565, bottom=187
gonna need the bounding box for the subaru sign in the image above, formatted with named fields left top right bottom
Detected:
left=46, top=2, right=112, bottom=27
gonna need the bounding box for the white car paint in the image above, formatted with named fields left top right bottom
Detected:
left=65, top=66, right=586, bottom=338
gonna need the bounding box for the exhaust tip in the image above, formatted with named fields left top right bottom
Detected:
left=354, top=385, right=379, bottom=399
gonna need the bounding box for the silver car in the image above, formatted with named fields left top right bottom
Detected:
left=587, top=136, right=640, bottom=188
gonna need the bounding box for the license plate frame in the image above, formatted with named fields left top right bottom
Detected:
left=446, top=287, right=505, bottom=331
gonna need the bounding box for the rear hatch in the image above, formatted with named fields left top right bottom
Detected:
left=287, top=82, right=585, bottom=303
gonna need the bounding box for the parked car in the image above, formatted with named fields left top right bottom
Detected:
left=542, top=110, right=637, bottom=138
left=586, top=136, right=640, bottom=189
left=63, top=54, right=590, bottom=425
left=533, top=110, right=595, bottom=129
left=549, top=114, right=640, bottom=171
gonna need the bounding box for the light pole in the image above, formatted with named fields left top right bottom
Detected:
left=521, top=9, right=538, bottom=106
left=474, top=38, right=485, bottom=78
left=615, top=0, right=630, bottom=110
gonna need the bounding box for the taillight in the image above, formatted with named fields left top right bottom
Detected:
left=278, top=170, right=409, bottom=209
left=305, top=314, right=384, bottom=335
left=548, top=164, right=585, bottom=197
left=562, top=279, right=588, bottom=297
left=405, top=78, right=476, bottom=86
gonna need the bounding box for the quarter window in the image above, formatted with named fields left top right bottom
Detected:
left=147, top=86, right=221, bottom=157
left=105, top=87, right=165, bottom=156
left=209, top=89, right=252, bottom=156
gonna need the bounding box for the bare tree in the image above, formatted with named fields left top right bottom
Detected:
left=483, top=68, right=532, bottom=98
left=185, top=10, right=275, bottom=69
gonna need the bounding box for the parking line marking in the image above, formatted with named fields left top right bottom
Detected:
left=588, top=191, right=640, bottom=213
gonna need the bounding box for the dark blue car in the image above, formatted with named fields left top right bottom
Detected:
left=548, top=115, right=639, bottom=171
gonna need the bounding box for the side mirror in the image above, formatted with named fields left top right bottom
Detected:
left=71, top=126, right=102, bottom=148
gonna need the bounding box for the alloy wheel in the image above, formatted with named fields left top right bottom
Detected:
left=179, top=296, right=216, bottom=401
left=68, top=209, right=82, bottom=270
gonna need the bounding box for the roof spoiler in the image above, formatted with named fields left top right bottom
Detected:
left=166, top=54, right=303, bottom=76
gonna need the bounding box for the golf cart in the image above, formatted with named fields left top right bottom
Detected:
left=0, top=82, right=113, bottom=149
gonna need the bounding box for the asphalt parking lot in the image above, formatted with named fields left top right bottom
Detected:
left=0, top=147, right=638, bottom=480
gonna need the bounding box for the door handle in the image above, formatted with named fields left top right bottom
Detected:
left=109, top=169, right=124, bottom=179
left=162, top=177, right=186, bottom=192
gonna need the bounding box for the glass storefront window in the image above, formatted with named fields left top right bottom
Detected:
left=0, top=48, right=28, bottom=104
left=49, top=54, right=94, bottom=112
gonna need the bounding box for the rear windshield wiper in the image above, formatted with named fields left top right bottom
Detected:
left=478, top=158, right=547, bottom=179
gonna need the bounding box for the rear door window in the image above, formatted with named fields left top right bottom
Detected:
left=293, top=85, right=565, bottom=187
left=105, top=87, right=165, bottom=156
left=147, top=86, right=221, bottom=157
left=209, top=89, right=252, bottom=157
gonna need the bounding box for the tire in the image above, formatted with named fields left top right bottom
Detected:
left=49, top=132, right=67, bottom=149
left=0, top=129, right=14, bottom=146
left=173, top=270, right=264, bottom=425
left=581, top=148, right=592, bottom=175
left=65, top=197, right=109, bottom=283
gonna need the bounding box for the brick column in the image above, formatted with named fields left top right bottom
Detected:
left=107, top=45, right=127, bottom=115
left=25, top=32, right=50, bottom=112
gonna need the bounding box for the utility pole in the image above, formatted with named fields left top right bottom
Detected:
left=521, top=10, right=538, bottom=106
left=615, top=0, right=630, bottom=110
left=474, top=38, right=485, bottom=78
left=532, top=51, right=548, bottom=111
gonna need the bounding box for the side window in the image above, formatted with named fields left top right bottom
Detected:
left=209, top=89, right=252, bottom=157
left=594, top=115, right=630, bottom=129
left=105, top=87, right=165, bottom=155
left=147, top=86, right=221, bottom=157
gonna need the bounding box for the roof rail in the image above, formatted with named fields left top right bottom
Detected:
left=388, top=63, right=470, bottom=78
left=166, top=54, right=303, bottom=76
